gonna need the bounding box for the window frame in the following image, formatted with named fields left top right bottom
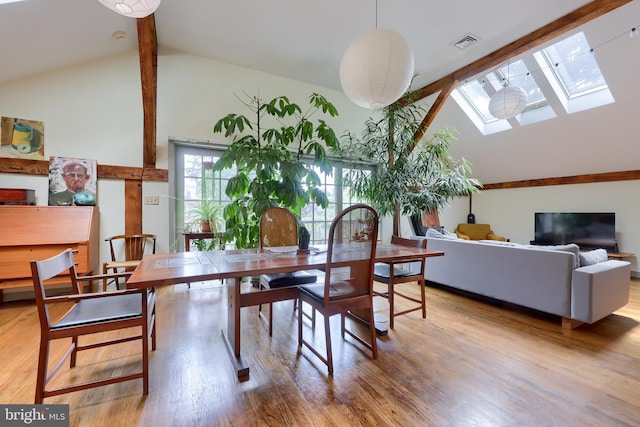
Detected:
left=172, top=140, right=373, bottom=249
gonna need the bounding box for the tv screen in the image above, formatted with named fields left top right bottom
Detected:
left=534, top=212, right=616, bottom=250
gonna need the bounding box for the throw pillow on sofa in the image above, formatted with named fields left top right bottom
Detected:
left=426, top=228, right=460, bottom=240
left=579, top=249, right=609, bottom=266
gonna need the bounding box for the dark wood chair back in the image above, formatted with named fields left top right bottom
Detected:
left=323, top=204, right=379, bottom=307
left=258, top=207, right=316, bottom=336
left=373, top=235, right=428, bottom=329
left=107, top=233, right=157, bottom=262
left=31, top=248, right=156, bottom=403
left=297, top=204, right=379, bottom=375
left=103, top=233, right=156, bottom=291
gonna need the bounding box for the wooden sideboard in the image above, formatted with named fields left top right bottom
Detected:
left=0, top=206, right=100, bottom=301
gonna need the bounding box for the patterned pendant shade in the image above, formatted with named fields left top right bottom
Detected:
left=488, top=86, right=528, bottom=119
left=98, top=0, right=161, bottom=18
left=340, top=28, right=414, bottom=109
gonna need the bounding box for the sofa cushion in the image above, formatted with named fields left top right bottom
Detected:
left=455, top=224, right=507, bottom=241
left=579, top=249, right=609, bottom=266
left=455, top=223, right=491, bottom=240
left=528, top=243, right=580, bottom=269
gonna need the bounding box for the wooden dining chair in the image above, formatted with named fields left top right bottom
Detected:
left=31, top=249, right=157, bottom=404
left=258, top=207, right=317, bottom=336
left=373, top=235, right=428, bottom=329
left=103, top=233, right=156, bottom=291
left=297, top=204, right=379, bottom=375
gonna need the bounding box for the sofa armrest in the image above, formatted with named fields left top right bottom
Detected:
left=486, top=231, right=507, bottom=241
left=571, top=260, right=631, bottom=323
left=455, top=231, right=470, bottom=240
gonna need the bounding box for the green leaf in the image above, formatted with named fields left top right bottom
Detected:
left=339, top=99, right=479, bottom=217
left=210, top=91, right=342, bottom=247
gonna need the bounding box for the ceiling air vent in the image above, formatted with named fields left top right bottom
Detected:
left=452, top=34, right=479, bottom=50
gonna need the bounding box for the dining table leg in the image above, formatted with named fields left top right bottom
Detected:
left=221, top=276, right=250, bottom=379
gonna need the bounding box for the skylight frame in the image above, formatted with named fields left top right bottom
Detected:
left=534, top=31, right=614, bottom=115
left=492, top=60, right=549, bottom=114
left=538, top=32, right=608, bottom=100
left=451, top=30, right=613, bottom=134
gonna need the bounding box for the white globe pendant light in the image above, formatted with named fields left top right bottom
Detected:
left=98, top=0, right=161, bottom=18
left=340, top=28, right=414, bottom=109
left=488, top=86, right=527, bottom=120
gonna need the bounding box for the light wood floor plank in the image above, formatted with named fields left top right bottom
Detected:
left=1, top=279, right=638, bottom=426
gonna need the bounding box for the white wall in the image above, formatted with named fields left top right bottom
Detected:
left=0, top=48, right=372, bottom=300
left=432, top=182, right=639, bottom=276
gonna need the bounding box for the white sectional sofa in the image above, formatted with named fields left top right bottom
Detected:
left=415, top=230, right=631, bottom=328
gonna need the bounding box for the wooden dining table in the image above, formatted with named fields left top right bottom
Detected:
left=127, top=243, right=444, bottom=379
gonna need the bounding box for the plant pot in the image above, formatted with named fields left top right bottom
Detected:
left=201, top=221, right=212, bottom=233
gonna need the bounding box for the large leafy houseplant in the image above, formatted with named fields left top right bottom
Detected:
left=341, top=99, right=480, bottom=235
left=212, top=93, right=340, bottom=248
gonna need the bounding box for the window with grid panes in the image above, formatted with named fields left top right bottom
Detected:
left=174, top=143, right=371, bottom=248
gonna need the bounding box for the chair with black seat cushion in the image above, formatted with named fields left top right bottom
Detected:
left=373, top=235, right=427, bottom=329
left=297, top=204, right=379, bottom=375
left=258, top=207, right=317, bottom=336
left=103, top=233, right=156, bottom=291
left=31, top=248, right=156, bottom=404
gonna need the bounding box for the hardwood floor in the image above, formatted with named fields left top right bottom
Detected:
left=1, top=279, right=639, bottom=426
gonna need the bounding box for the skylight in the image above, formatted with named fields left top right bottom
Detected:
left=495, top=60, right=546, bottom=111
left=539, top=32, right=607, bottom=99
left=534, top=31, right=613, bottom=114
left=451, top=31, right=612, bottom=135
left=457, top=80, right=494, bottom=123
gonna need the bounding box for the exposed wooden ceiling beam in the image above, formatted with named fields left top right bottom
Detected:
left=483, top=170, right=640, bottom=190
left=397, top=0, right=633, bottom=108
left=137, top=14, right=158, bottom=169
left=410, top=76, right=457, bottom=151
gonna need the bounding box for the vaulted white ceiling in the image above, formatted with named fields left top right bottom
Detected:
left=1, top=0, right=638, bottom=184
left=0, top=0, right=594, bottom=91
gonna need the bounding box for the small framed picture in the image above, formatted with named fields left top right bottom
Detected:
left=0, top=116, right=45, bottom=160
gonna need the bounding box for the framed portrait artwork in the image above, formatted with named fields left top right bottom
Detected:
left=48, top=156, right=98, bottom=206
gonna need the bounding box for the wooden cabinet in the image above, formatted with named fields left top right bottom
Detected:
left=0, top=206, right=99, bottom=300
left=0, top=188, right=35, bottom=205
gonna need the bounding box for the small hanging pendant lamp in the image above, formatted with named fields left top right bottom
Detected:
left=488, top=86, right=528, bottom=119
left=488, top=60, right=527, bottom=119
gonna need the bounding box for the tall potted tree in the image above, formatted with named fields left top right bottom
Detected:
left=341, top=99, right=480, bottom=235
left=211, top=92, right=341, bottom=248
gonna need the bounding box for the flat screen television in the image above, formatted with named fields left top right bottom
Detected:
left=534, top=212, right=617, bottom=251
